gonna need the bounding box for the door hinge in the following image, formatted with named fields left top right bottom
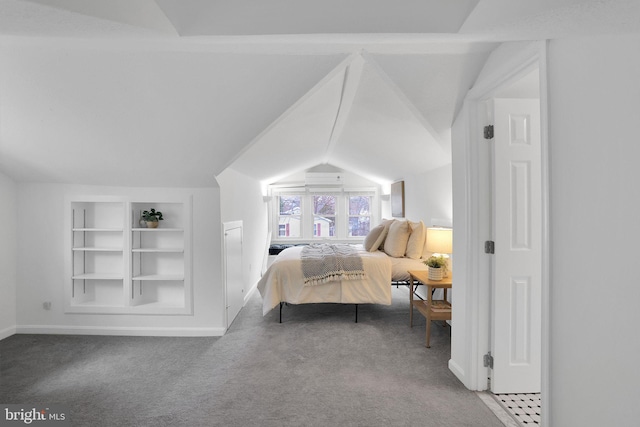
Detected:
left=484, top=352, right=494, bottom=369
left=484, top=240, right=495, bottom=254
left=483, top=125, right=494, bottom=140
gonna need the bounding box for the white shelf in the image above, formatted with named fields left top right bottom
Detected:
left=132, top=228, right=184, bottom=232
left=68, top=303, right=189, bottom=315
left=133, top=274, right=184, bottom=281
left=73, top=247, right=123, bottom=252
left=69, top=301, right=123, bottom=308
left=72, top=273, right=124, bottom=280
left=129, top=304, right=191, bottom=315
left=133, top=301, right=182, bottom=308
left=132, top=248, right=184, bottom=253
left=73, top=228, right=123, bottom=232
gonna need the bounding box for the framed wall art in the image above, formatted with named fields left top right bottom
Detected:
left=391, top=180, right=405, bottom=218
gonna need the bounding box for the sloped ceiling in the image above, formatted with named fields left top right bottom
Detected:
left=229, top=50, right=489, bottom=184
left=0, top=0, right=638, bottom=187
left=0, top=45, right=349, bottom=186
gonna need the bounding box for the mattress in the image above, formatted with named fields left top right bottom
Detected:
left=389, top=256, right=428, bottom=282
left=257, top=244, right=392, bottom=315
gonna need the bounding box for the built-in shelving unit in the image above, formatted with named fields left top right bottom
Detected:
left=129, top=202, right=189, bottom=314
left=66, top=197, right=192, bottom=315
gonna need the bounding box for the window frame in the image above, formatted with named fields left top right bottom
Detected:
left=275, top=192, right=304, bottom=239
left=310, top=192, right=338, bottom=239
left=270, top=186, right=378, bottom=243
left=347, top=194, right=373, bottom=238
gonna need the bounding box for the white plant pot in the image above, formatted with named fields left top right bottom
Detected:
left=428, top=267, right=443, bottom=281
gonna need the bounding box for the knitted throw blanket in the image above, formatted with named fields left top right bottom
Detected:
left=301, top=244, right=366, bottom=286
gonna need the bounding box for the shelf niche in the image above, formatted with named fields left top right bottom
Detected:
left=66, top=197, right=192, bottom=315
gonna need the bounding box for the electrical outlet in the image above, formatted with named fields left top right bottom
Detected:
left=43, top=302, right=52, bottom=310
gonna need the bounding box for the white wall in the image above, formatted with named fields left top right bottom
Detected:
left=0, top=171, right=17, bottom=339
left=450, top=103, right=476, bottom=388
left=16, top=183, right=225, bottom=336
left=217, top=168, right=269, bottom=296
left=547, top=34, right=640, bottom=426
left=403, top=164, right=452, bottom=227
left=275, top=165, right=380, bottom=189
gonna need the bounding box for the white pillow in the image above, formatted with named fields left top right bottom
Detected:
left=406, top=220, right=426, bottom=260
left=363, top=223, right=389, bottom=252
left=383, top=220, right=411, bottom=258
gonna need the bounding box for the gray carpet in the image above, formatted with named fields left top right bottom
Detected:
left=0, top=287, right=504, bottom=427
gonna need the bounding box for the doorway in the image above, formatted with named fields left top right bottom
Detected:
left=489, top=74, right=542, bottom=394
left=485, top=72, right=544, bottom=426
left=450, top=41, right=549, bottom=426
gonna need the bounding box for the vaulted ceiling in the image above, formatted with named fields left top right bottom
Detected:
left=0, top=0, right=638, bottom=187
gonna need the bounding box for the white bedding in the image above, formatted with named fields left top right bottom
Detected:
left=257, top=244, right=392, bottom=315
left=389, top=256, right=428, bottom=282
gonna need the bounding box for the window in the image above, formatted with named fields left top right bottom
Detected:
left=348, top=195, right=371, bottom=237
left=277, top=195, right=301, bottom=238
left=313, top=195, right=336, bottom=237
left=272, top=188, right=378, bottom=241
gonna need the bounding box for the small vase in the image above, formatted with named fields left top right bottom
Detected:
left=146, top=221, right=159, bottom=229
left=139, top=218, right=147, bottom=228
left=428, top=266, right=443, bottom=281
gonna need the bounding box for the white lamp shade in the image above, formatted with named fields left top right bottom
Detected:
left=426, top=227, right=452, bottom=254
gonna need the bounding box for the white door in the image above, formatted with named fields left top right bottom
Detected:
left=491, top=98, right=542, bottom=393
left=224, top=222, right=244, bottom=329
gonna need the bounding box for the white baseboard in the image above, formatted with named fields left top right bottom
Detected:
left=0, top=326, right=16, bottom=341
left=15, top=325, right=226, bottom=337
left=244, top=283, right=258, bottom=305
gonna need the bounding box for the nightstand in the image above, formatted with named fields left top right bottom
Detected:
left=408, top=270, right=452, bottom=348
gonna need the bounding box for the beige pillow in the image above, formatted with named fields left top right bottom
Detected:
left=377, top=218, right=395, bottom=248
left=363, top=223, right=389, bottom=252
left=383, top=220, right=411, bottom=258
left=406, top=220, right=426, bottom=259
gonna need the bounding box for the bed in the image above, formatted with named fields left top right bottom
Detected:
left=257, top=219, right=432, bottom=321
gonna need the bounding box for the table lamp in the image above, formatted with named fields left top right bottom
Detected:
left=426, top=227, right=453, bottom=276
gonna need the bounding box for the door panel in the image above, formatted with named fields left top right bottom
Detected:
left=491, top=98, right=541, bottom=394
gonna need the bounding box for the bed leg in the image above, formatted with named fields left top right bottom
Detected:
left=355, top=304, right=358, bottom=323
left=279, top=302, right=283, bottom=323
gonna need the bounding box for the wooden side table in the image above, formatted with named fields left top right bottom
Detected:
left=408, top=270, right=452, bottom=348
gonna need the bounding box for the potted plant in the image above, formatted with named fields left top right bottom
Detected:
left=424, top=255, right=447, bottom=281
left=140, top=208, right=163, bottom=228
